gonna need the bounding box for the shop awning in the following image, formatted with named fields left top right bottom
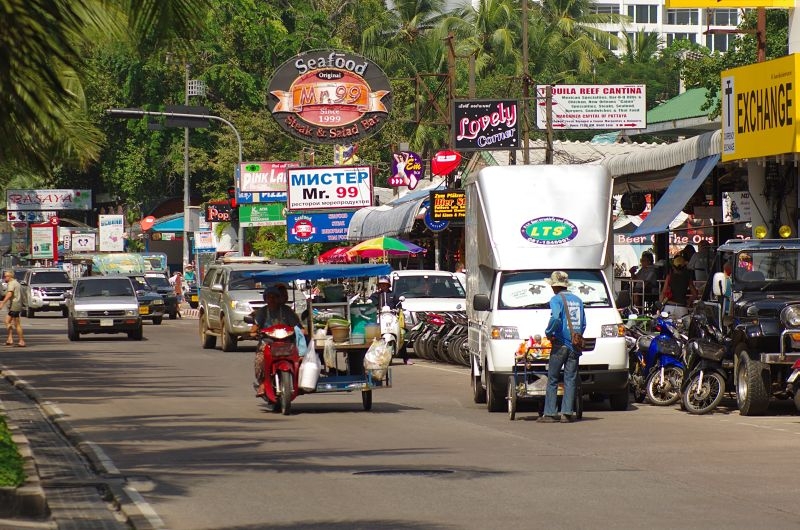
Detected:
left=347, top=185, right=443, bottom=240
left=151, top=214, right=183, bottom=232
left=632, top=154, right=720, bottom=237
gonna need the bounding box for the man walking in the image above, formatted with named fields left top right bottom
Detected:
left=539, top=271, right=585, bottom=423
left=0, top=270, right=25, bottom=347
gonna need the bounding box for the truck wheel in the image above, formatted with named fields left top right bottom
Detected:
left=67, top=319, right=79, bottom=341
left=221, top=320, right=237, bottom=352
left=736, top=348, right=769, bottom=416
left=486, top=371, right=506, bottom=412
left=152, top=316, right=163, bottom=325
left=609, top=390, right=629, bottom=411
left=200, top=316, right=216, bottom=349
left=128, top=325, right=143, bottom=341
left=507, top=376, right=517, bottom=420
left=471, top=358, right=487, bottom=404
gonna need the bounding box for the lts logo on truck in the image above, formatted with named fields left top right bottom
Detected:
left=520, top=216, right=578, bottom=245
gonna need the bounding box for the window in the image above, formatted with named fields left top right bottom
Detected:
left=496, top=270, right=611, bottom=310
left=667, top=33, right=696, bottom=46
left=392, top=275, right=465, bottom=299
left=707, top=8, right=738, bottom=26
left=591, top=3, right=620, bottom=14
left=666, top=9, right=698, bottom=25
left=30, top=271, right=70, bottom=284
left=706, top=33, right=732, bottom=52
left=627, top=4, right=658, bottom=24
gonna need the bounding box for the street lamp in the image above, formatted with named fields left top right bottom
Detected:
left=106, top=107, right=244, bottom=254
left=183, top=66, right=206, bottom=268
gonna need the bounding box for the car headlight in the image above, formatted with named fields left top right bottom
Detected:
left=490, top=326, right=519, bottom=340
left=232, top=300, right=252, bottom=313
left=74, top=311, right=88, bottom=318
left=601, top=324, right=623, bottom=337
left=782, top=305, right=800, bottom=327
left=125, top=309, right=138, bottom=316
left=153, top=299, right=164, bottom=305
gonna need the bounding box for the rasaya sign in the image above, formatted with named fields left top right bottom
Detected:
left=721, top=54, right=798, bottom=162
left=268, top=49, right=392, bottom=144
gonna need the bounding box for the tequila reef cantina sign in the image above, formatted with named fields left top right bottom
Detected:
left=268, top=50, right=392, bottom=144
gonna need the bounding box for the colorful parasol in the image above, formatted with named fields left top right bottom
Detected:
left=318, top=246, right=353, bottom=264
left=346, top=236, right=426, bottom=259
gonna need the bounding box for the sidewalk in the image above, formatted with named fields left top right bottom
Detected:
left=0, top=367, right=161, bottom=529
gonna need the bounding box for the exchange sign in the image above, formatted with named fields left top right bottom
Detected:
left=267, top=49, right=392, bottom=144
left=287, top=166, right=372, bottom=211
left=721, top=54, right=798, bottom=162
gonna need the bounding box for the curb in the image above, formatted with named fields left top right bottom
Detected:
left=0, top=401, right=49, bottom=522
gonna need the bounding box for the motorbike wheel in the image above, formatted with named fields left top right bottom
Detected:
left=793, top=390, right=800, bottom=414
left=631, top=363, right=647, bottom=403
left=280, top=371, right=292, bottom=415
left=682, top=372, right=725, bottom=415
left=362, top=390, right=373, bottom=411
left=413, top=336, right=427, bottom=360
left=507, top=376, right=517, bottom=420
left=200, top=316, right=217, bottom=349
left=736, top=348, right=770, bottom=416
left=645, top=366, right=683, bottom=406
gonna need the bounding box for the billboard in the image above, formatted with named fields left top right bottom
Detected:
left=287, top=166, right=372, bottom=210
left=429, top=189, right=466, bottom=222
left=238, top=161, right=299, bottom=203
left=453, top=100, right=519, bottom=150
left=536, top=85, right=646, bottom=129
left=98, top=215, right=125, bottom=252
left=721, top=54, right=798, bottom=162
left=267, top=49, right=392, bottom=144
left=286, top=212, right=355, bottom=244
left=239, top=203, right=287, bottom=227
left=7, top=189, right=92, bottom=211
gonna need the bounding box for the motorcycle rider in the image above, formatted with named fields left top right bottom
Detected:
left=370, top=276, right=398, bottom=308
left=252, top=285, right=303, bottom=397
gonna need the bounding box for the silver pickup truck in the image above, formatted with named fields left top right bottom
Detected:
left=67, top=275, right=143, bottom=341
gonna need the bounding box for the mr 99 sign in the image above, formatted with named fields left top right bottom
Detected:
left=287, top=166, right=373, bottom=210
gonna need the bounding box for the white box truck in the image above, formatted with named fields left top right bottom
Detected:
left=465, top=165, right=629, bottom=412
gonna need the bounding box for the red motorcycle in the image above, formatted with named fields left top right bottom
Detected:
left=252, top=322, right=301, bottom=415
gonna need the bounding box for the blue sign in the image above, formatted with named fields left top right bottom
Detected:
left=286, top=211, right=354, bottom=244
left=423, top=201, right=449, bottom=232
left=237, top=191, right=287, bottom=204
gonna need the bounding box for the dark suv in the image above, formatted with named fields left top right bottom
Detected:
left=695, top=239, right=800, bottom=415
left=21, top=268, right=73, bottom=317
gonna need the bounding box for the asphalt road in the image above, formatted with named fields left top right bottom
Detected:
left=6, top=314, right=800, bottom=530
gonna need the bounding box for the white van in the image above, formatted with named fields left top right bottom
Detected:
left=465, top=165, right=629, bottom=412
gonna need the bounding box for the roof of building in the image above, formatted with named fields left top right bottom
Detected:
left=648, top=87, right=714, bottom=124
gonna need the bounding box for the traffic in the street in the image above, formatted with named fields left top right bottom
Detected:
left=4, top=312, right=800, bottom=529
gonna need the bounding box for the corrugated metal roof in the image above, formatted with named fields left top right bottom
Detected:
left=485, top=140, right=663, bottom=166
left=647, top=88, right=716, bottom=124
left=601, top=130, right=720, bottom=177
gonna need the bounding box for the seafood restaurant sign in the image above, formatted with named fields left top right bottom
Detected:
left=268, top=49, right=392, bottom=144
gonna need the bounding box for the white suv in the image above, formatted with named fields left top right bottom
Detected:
left=390, top=270, right=466, bottom=331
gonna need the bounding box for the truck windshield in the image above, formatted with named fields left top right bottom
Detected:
left=731, top=249, right=800, bottom=286
left=497, top=270, right=611, bottom=309
left=30, top=271, right=70, bottom=284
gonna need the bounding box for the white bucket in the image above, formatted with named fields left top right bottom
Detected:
left=298, top=351, right=321, bottom=392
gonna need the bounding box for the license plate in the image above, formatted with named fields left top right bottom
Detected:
left=139, top=306, right=149, bottom=315
left=100, top=318, right=113, bottom=327
left=191, top=295, right=198, bottom=302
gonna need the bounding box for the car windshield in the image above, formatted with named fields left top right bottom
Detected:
left=146, top=276, right=170, bottom=288
left=393, top=275, right=465, bottom=299
left=228, top=270, right=266, bottom=290
left=76, top=280, right=134, bottom=297
left=129, top=276, right=150, bottom=289
left=731, top=249, right=800, bottom=287
left=30, top=271, right=70, bottom=284
left=497, top=270, right=612, bottom=309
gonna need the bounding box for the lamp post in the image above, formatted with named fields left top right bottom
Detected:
left=107, top=107, right=244, bottom=253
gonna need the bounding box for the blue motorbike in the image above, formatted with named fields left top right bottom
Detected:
left=635, top=312, right=687, bottom=406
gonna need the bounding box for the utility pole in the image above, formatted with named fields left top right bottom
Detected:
left=522, top=0, right=530, bottom=164
left=183, top=63, right=190, bottom=269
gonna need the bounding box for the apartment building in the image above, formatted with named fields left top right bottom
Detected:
left=591, top=1, right=742, bottom=53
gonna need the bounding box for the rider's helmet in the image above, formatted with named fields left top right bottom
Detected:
left=377, top=276, right=391, bottom=286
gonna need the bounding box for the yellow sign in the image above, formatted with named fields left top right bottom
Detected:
left=721, top=54, right=799, bottom=162
left=666, top=0, right=793, bottom=6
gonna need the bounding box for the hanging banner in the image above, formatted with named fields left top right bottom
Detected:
left=535, top=85, right=646, bottom=129
left=388, top=151, right=423, bottom=189
left=98, top=214, right=125, bottom=252
left=286, top=211, right=355, bottom=244
left=267, top=49, right=392, bottom=144
left=30, top=224, right=57, bottom=260
left=287, top=166, right=372, bottom=210
left=453, top=100, right=519, bottom=151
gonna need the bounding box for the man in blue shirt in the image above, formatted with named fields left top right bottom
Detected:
left=540, top=271, right=586, bottom=423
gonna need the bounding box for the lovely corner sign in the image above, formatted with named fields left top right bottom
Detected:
left=267, top=49, right=392, bottom=144
left=453, top=100, right=519, bottom=151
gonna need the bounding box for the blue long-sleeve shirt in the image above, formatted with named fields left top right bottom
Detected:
left=545, top=292, right=586, bottom=350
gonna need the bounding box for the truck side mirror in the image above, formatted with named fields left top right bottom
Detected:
left=711, top=272, right=726, bottom=297
left=472, top=293, right=491, bottom=311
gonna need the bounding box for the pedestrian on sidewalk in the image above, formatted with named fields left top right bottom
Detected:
left=0, top=270, right=26, bottom=347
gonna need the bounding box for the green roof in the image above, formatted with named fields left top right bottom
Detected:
left=647, top=87, right=717, bottom=124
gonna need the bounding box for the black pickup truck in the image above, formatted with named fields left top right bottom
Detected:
left=694, top=239, right=800, bottom=415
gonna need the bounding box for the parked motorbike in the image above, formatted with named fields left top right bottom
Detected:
left=680, top=314, right=731, bottom=415
left=622, top=309, right=654, bottom=404
left=787, top=360, right=800, bottom=413
left=642, top=312, right=687, bottom=406
left=245, top=317, right=301, bottom=415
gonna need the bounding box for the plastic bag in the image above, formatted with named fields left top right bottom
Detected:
left=298, top=347, right=321, bottom=392
left=363, top=338, right=392, bottom=380
left=295, top=325, right=308, bottom=355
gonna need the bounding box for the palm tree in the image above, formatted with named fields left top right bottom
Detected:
left=0, top=0, right=209, bottom=176
left=621, top=30, right=663, bottom=64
